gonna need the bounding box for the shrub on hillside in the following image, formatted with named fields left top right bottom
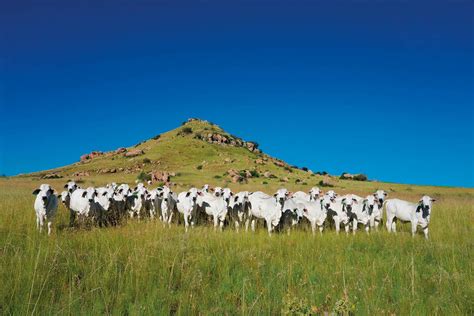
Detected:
left=143, top=158, right=151, bottom=164
left=152, top=134, right=161, bottom=140
left=178, top=127, right=193, bottom=136
left=137, top=172, right=151, bottom=182
left=196, top=165, right=203, bottom=170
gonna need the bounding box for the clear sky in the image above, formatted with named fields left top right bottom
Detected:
left=1, top=0, right=473, bottom=187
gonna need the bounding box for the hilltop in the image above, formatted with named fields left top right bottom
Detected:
left=23, top=119, right=334, bottom=187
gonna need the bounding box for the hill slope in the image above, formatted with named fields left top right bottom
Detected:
left=26, top=119, right=320, bottom=186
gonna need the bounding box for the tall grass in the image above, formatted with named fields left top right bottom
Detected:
left=0, top=179, right=473, bottom=314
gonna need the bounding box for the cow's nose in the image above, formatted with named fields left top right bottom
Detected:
left=164, top=198, right=168, bottom=202
left=347, top=206, right=352, bottom=211
left=193, top=197, right=197, bottom=201
left=325, top=203, right=330, bottom=208
left=89, top=199, right=94, bottom=202
left=42, top=196, right=47, bottom=201
left=379, top=199, right=383, bottom=204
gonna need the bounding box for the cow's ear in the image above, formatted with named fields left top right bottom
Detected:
left=384, top=192, right=388, bottom=196
left=64, top=184, right=68, bottom=189
left=82, top=192, right=87, bottom=198
left=186, top=192, right=190, bottom=197
left=352, top=198, right=358, bottom=204
left=363, top=199, right=368, bottom=203
left=118, top=188, right=123, bottom=194
left=48, top=188, right=54, bottom=195
left=102, top=192, right=107, bottom=196
left=234, top=196, right=239, bottom=202
left=431, top=198, right=436, bottom=202
left=273, top=193, right=277, bottom=197
left=341, top=198, right=346, bottom=204
left=32, top=189, right=41, bottom=195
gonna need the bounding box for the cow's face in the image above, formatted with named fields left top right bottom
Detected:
left=325, top=190, right=337, bottom=202
left=64, top=181, right=78, bottom=193
left=213, top=187, right=223, bottom=197
left=342, top=196, right=358, bottom=212
left=162, top=186, right=172, bottom=202
left=363, top=195, right=376, bottom=215
left=309, top=187, right=321, bottom=200
left=202, top=184, right=210, bottom=193
left=60, top=191, right=70, bottom=204
left=186, top=188, right=201, bottom=202
left=82, top=187, right=97, bottom=202
left=321, top=195, right=332, bottom=211
left=274, top=188, right=289, bottom=204
left=33, top=185, right=54, bottom=206
left=418, top=195, right=435, bottom=218
left=374, top=190, right=387, bottom=207
left=222, top=188, right=233, bottom=204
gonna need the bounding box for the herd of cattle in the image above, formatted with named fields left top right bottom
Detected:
left=32, top=181, right=435, bottom=238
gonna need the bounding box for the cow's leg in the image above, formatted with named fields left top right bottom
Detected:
left=265, top=218, right=272, bottom=236
left=36, top=216, right=40, bottom=231
left=184, top=214, right=190, bottom=232
left=69, top=209, right=76, bottom=227
left=374, top=218, right=380, bottom=230
left=335, top=218, right=340, bottom=234
left=391, top=220, right=397, bottom=233
left=345, top=223, right=350, bottom=234
left=47, top=221, right=52, bottom=235
left=352, top=219, right=357, bottom=235
left=235, top=221, right=240, bottom=233
left=213, top=215, right=219, bottom=230
left=168, top=212, right=173, bottom=228
left=38, top=215, right=44, bottom=233
left=423, top=226, right=429, bottom=240
left=411, top=221, right=417, bottom=237
left=311, top=221, right=316, bottom=236
left=251, top=219, right=256, bottom=232
left=319, top=225, right=324, bottom=234
left=245, top=219, right=250, bottom=232
left=386, top=215, right=393, bottom=232
left=365, top=224, right=370, bottom=234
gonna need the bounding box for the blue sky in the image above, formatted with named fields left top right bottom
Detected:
left=1, top=0, right=473, bottom=187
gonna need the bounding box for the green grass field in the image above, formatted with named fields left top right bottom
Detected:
left=2, top=120, right=473, bottom=314
left=1, top=177, right=472, bottom=315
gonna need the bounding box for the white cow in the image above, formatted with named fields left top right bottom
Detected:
left=292, top=195, right=327, bottom=235
left=127, top=186, right=147, bottom=219
left=161, top=186, right=177, bottom=227
left=278, top=198, right=305, bottom=234
left=148, top=187, right=163, bottom=219
left=176, top=188, right=202, bottom=232
left=371, top=190, right=388, bottom=228
left=197, top=192, right=228, bottom=230
left=63, top=181, right=79, bottom=225
left=292, top=187, right=322, bottom=202
left=247, top=191, right=282, bottom=235
left=69, top=187, right=100, bottom=224
left=95, top=187, right=116, bottom=225
left=228, top=191, right=250, bottom=232
left=321, top=195, right=350, bottom=234
left=385, top=196, right=435, bottom=239
left=33, top=184, right=58, bottom=235
left=342, top=195, right=370, bottom=234
left=202, top=184, right=210, bottom=193
left=325, top=190, right=338, bottom=201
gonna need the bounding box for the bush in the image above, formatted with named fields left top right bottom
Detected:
left=301, top=167, right=308, bottom=171
left=152, top=134, right=161, bottom=140
left=196, top=165, right=203, bottom=170
left=143, top=158, right=151, bottom=164
left=137, top=172, right=151, bottom=182
left=302, top=182, right=308, bottom=185
left=214, top=175, right=222, bottom=179
left=178, top=127, right=193, bottom=136
left=284, top=166, right=293, bottom=173
left=250, top=170, right=259, bottom=178
left=319, top=180, right=334, bottom=187
left=262, top=181, right=268, bottom=185
left=353, top=174, right=368, bottom=181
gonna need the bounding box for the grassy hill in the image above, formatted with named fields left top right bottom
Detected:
left=1, top=119, right=473, bottom=314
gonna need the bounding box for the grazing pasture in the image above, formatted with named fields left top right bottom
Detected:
left=0, top=178, right=472, bottom=315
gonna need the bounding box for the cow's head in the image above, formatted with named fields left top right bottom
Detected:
left=202, top=184, right=210, bottom=193
left=309, top=187, right=322, bottom=200
left=186, top=187, right=201, bottom=202
left=363, top=195, right=376, bottom=215
left=274, top=188, right=289, bottom=205
left=81, top=187, right=97, bottom=202
left=341, top=195, right=358, bottom=213
left=320, top=195, right=333, bottom=211
left=222, top=188, right=233, bottom=204
left=373, top=190, right=387, bottom=208
left=64, top=181, right=78, bottom=193
left=161, top=186, right=173, bottom=203
left=213, top=187, right=223, bottom=197
left=33, top=184, right=55, bottom=206
left=325, top=190, right=337, bottom=202
left=417, top=195, right=435, bottom=218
